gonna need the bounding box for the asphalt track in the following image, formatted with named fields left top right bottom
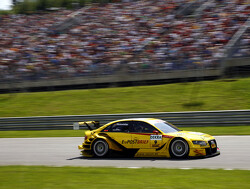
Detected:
left=0, top=136, right=250, bottom=170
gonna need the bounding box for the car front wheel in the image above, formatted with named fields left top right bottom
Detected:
left=92, top=139, right=109, bottom=157
left=170, top=138, right=189, bottom=158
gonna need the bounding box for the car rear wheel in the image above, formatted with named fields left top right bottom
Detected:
left=170, top=138, right=189, bottom=158
left=92, top=139, right=109, bottom=157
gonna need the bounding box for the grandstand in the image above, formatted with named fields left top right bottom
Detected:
left=0, top=0, right=249, bottom=92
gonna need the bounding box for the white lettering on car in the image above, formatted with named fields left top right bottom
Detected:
left=116, top=123, right=128, bottom=126
left=150, top=135, right=162, bottom=140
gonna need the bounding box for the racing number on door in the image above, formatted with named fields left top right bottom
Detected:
left=150, top=135, right=162, bottom=148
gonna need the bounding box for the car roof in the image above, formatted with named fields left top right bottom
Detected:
left=97, top=118, right=167, bottom=132
left=112, top=118, right=159, bottom=122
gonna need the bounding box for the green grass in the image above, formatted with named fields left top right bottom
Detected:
left=0, top=78, right=250, bottom=117
left=0, top=130, right=86, bottom=138
left=0, top=10, right=13, bottom=15
left=182, top=126, right=250, bottom=136
left=0, top=126, right=249, bottom=138
left=0, top=166, right=249, bottom=189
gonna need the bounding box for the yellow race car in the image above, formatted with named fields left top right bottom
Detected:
left=78, top=118, right=220, bottom=158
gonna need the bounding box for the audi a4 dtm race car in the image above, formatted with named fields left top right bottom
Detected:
left=78, top=118, right=220, bottom=158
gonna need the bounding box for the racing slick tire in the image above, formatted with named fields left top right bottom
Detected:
left=92, top=139, right=109, bottom=157
left=169, top=138, right=189, bottom=158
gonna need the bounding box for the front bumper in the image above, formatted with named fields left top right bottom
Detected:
left=204, top=149, right=220, bottom=158
left=190, top=146, right=220, bottom=158
left=78, top=145, right=84, bottom=150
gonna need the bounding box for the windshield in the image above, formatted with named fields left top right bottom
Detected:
left=154, top=121, right=181, bottom=133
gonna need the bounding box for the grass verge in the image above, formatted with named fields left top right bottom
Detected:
left=0, top=129, right=85, bottom=138
left=0, top=166, right=249, bottom=189
left=0, top=78, right=250, bottom=117
left=0, top=126, right=249, bottom=138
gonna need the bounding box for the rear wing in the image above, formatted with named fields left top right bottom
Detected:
left=73, top=121, right=100, bottom=130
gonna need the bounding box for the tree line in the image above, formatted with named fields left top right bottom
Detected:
left=5, top=0, right=118, bottom=14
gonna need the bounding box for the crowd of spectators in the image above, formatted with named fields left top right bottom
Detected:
left=127, top=0, right=249, bottom=72
left=68, top=0, right=197, bottom=74
left=0, top=0, right=249, bottom=82
left=0, top=10, right=74, bottom=81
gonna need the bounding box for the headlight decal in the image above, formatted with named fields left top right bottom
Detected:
left=192, top=141, right=207, bottom=146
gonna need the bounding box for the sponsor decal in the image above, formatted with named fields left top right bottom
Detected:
left=116, top=123, right=128, bottom=126
left=211, top=141, right=216, bottom=148
left=122, top=139, right=148, bottom=145
left=189, top=132, right=205, bottom=136
left=137, top=152, right=159, bottom=156
left=194, top=149, right=205, bottom=156
left=150, top=135, right=162, bottom=140
left=137, top=140, right=148, bottom=144
left=152, top=140, right=160, bottom=147
left=113, top=128, right=122, bottom=132
left=177, top=133, right=184, bottom=136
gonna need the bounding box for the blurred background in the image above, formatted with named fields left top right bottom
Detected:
left=0, top=2, right=250, bottom=188
left=0, top=0, right=249, bottom=93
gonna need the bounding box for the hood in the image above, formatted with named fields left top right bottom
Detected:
left=168, top=131, right=214, bottom=141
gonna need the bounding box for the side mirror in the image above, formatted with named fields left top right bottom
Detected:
left=153, top=130, right=159, bottom=134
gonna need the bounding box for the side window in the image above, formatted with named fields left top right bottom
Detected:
left=102, top=124, right=112, bottom=132
left=132, top=121, right=157, bottom=133
left=103, top=121, right=132, bottom=133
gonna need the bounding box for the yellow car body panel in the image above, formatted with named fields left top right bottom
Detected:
left=78, top=118, right=220, bottom=158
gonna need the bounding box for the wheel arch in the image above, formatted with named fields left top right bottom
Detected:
left=91, top=136, right=109, bottom=149
left=91, top=137, right=110, bottom=157
left=169, top=136, right=193, bottom=146
left=168, top=137, right=190, bottom=158
left=92, top=135, right=121, bottom=152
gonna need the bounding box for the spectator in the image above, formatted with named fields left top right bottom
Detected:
left=0, top=0, right=249, bottom=82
